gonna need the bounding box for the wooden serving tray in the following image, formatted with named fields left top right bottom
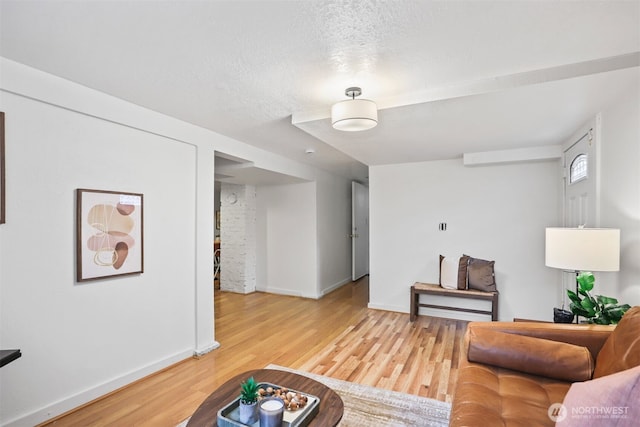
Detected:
left=217, top=382, right=320, bottom=427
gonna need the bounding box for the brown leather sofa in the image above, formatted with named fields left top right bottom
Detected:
left=450, top=306, right=640, bottom=427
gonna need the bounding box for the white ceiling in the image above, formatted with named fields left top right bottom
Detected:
left=1, top=1, right=639, bottom=183
left=215, top=153, right=309, bottom=186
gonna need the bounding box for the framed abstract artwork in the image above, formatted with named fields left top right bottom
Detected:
left=1, top=112, right=5, bottom=224
left=76, top=188, right=144, bottom=281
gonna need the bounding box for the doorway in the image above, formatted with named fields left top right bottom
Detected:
left=351, top=181, right=369, bottom=281
left=214, top=181, right=221, bottom=289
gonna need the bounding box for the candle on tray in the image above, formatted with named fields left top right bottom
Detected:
left=259, top=398, right=284, bottom=427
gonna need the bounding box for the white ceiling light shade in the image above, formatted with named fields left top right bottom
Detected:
left=331, top=87, right=378, bottom=131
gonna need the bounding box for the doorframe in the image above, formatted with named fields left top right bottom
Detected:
left=351, top=181, right=369, bottom=281
left=557, top=114, right=602, bottom=308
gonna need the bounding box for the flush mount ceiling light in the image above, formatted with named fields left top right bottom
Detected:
left=331, top=87, right=378, bottom=132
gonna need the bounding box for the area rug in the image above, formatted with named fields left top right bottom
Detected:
left=179, top=364, right=451, bottom=426
left=265, top=364, right=450, bottom=426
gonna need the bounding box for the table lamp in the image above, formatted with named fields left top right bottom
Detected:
left=545, top=227, right=620, bottom=323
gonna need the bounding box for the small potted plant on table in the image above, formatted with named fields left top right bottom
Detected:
left=239, top=376, right=259, bottom=424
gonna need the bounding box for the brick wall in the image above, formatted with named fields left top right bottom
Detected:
left=220, top=183, right=257, bottom=293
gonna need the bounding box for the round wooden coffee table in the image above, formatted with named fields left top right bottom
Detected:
left=187, top=368, right=344, bottom=426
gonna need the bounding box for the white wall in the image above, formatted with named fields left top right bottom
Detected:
left=254, top=172, right=352, bottom=299
left=255, top=182, right=318, bottom=298
left=598, top=87, right=640, bottom=306
left=316, top=172, right=352, bottom=295
left=0, top=82, right=200, bottom=426
left=369, top=158, right=561, bottom=321
left=0, top=58, right=352, bottom=425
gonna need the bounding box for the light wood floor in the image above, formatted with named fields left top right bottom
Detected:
left=43, top=277, right=468, bottom=426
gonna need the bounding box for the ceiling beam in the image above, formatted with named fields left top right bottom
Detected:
left=292, top=52, right=640, bottom=126
left=464, top=146, right=562, bottom=166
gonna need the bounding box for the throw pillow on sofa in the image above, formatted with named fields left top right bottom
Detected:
left=558, top=364, right=640, bottom=427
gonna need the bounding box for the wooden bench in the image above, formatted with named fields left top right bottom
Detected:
left=410, top=282, right=498, bottom=321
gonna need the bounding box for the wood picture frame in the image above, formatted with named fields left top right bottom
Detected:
left=1, top=112, right=5, bottom=224
left=76, top=188, right=144, bottom=282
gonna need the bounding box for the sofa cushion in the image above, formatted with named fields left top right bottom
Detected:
left=468, top=327, right=594, bottom=382
left=450, top=363, right=571, bottom=427
left=560, top=364, right=640, bottom=426
left=594, top=305, right=640, bottom=378
left=470, top=322, right=613, bottom=360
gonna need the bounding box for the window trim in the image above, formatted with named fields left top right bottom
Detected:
left=569, top=153, right=588, bottom=184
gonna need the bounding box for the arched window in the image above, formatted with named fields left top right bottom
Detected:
left=570, top=153, right=588, bottom=184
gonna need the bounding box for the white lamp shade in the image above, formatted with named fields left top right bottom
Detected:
left=545, top=228, right=620, bottom=272
left=331, top=99, right=378, bottom=131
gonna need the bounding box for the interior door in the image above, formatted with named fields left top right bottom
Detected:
left=351, top=181, right=369, bottom=281
left=561, top=123, right=598, bottom=303
left=563, top=129, right=597, bottom=228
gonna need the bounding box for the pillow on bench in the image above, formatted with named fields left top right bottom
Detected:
left=439, top=255, right=469, bottom=290
left=465, top=256, right=497, bottom=292
left=438, top=254, right=498, bottom=292
left=468, top=326, right=594, bottom=382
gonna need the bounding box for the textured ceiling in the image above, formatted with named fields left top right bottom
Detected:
left=1, top=1, right=639, bottom=183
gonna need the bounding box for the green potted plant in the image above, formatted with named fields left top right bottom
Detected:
left=239, top=376, right=259, bottom=424
left=567, top=271, right=630, bottom=324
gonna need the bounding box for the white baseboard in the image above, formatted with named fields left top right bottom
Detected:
left=254, top=275, right=355, bottom=301
left=367, top=302, right=408, bottom=313
left=254, top=277, right=353, bottom=300
left=320, top=277, right=352, bottom=296
left=255, top=286, right=305, bottom=298
left=4, top=349, right=193, bottom=427
left=194, top=341, right=220, bottom=357
left=367, top=303, right=492, bottom=321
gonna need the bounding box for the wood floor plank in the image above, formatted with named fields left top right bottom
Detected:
left=41, top=277, right=467, bottom=426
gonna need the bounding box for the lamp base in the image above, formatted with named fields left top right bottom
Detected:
left=553, top=307, right=575, bottom=323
